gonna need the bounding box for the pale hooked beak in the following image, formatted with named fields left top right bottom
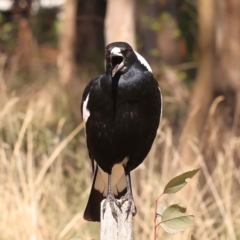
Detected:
left=110, top=52, right=125, bottom=77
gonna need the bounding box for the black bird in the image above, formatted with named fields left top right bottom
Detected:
left=81, top=42, right=162, bottom=222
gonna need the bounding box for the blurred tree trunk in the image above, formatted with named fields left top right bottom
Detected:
left=12, top=0, right=31, bottom=19
left=105, top=0, right=136, bottom=49
left=136, top=1, right=160, bottom=72
left=75, top=0, right=106, bottom=70
left=12, top=0, right=33, bottom=69
left=214, top=0, right=240, bottom=100
left=157, top=0, right=181, bottom=66
left=179, top=0, right=240, bottom=167
left=58, top=0, right=77, bottom=86
left=178, top=0, right=215, bottom=165
left=202, top=0, right=240, bottom=167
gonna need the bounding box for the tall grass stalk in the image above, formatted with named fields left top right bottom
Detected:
left=0, top=65, right=239, bottom=239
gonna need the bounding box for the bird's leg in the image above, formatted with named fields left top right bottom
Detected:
left=102, top=173, right=121, bottom=222
left=121, top=171, right=137, bottom=219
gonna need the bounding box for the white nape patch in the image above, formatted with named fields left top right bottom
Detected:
left=95, top=157, right=128, bottom=196
left=111, top=47, right=122, bottom=56
left=134, top=51, right=152, bottom=72
left=158, top=86, right=163, bottom=124
left=83, top=93, right=90, bottom=123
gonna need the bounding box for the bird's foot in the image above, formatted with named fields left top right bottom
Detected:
left=102, top=192, right=121, bottom=222
left=121, top=191, right=137, bottom=219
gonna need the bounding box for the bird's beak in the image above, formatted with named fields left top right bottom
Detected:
left=110, top=53, right=124, bottom=77
left=111, top=61, right=124, bottom=77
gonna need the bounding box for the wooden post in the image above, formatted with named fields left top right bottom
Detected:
left=100, top=200, right=133, bottom=240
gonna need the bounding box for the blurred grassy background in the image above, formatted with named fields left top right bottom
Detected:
left=0, top=0, right=240, bottom=239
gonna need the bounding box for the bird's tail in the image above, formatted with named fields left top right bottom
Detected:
left=83, top=165, right=127, bottom=222
left=83, top=166, right=105, bottom=221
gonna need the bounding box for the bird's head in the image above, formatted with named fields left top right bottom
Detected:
left=105, top=42, right=137, bottom=77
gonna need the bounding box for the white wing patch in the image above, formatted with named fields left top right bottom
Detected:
left=159, top=86, right=163, bottom=122
left=94, top=158, right=128, bottom=196
left=83, top=93, right=90, bottom=123
left=94, top=167, right=107, bottom=196
left=134, top=51, right=152, bottom=72
left=114, top=174, right=127, bottom=196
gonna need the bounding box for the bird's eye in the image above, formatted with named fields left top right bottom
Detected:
left=105, top=50, right=110, bottom=58
left=124, top=49, right=131, bottom=55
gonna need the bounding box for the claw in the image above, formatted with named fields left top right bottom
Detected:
left=121, top=191, right=137, bottom=219
left=102, top=192, right=120, bottom=222
left=115, top=200, right=122, bottom=213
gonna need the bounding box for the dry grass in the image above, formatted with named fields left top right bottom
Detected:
left=0, top=58, right=240, bottom=240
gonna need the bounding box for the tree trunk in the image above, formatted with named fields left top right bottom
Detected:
left=201, top=0, right=240, bottom=168
left=178, top=0, right=215, bottom=165
left=75, top=0, right=106, bottom=70
left=58, top=0, right=77, bottom=86
left=136, top=1, right=160, bottom=72
left=12, top=0, right=32, bottom=19
left=12, top=0, right=33, bottom=69
left=179, top=0, right=240, bottom=167
left=214, top=0, right=240, bottom=96
left=157, top=1, right=181, bottom=66
left=105, top=0, right=136, bottom=49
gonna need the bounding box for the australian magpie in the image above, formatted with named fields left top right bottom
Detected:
left=81, top=42, right=162, bottom=222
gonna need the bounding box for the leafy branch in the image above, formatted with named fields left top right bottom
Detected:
left=154, top=168, right=200, bottom=239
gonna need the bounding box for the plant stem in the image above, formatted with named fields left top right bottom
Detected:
left=154, top=193, right=164, bottom=240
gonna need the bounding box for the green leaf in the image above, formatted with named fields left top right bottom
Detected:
left=162, top=214, right=194, bottom=229
left=161, top=204, right=194, bottom=229
left=160, top=222, right=184, bottom=234
left=156, top=202, right=167, bottom=222
left=161, top=204, right=188, bottom=220
left=157, top=203, right=185, bottom=234
left=163, top=168, right=200, bottom=194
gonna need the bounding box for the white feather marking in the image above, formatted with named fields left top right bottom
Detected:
left=94, top=167, right=107, bottom=195
left=134, top=51, right=152, bottom=72
left=111, top=47, right=121, bottom=55
left=94, top=157, right=129, bottom=196
left=95, top=167, right=108, bottom=196
left=159, top=86, right=163, bottom=122
left=113, top=174, right=127, bottom=196
left=83, top=93, right=90, bottom=123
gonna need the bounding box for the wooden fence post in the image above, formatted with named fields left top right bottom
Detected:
left=100, top=200, right=133, bottom=240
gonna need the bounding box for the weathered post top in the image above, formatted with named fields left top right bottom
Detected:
left=100, top=200, right=133, bottom=240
